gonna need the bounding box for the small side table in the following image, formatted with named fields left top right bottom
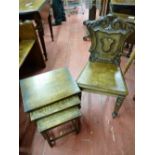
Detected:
left=20, top=68, right=82, bottom=147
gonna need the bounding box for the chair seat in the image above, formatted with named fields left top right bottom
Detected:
left=30, top=95, right=80, bottom=121
left=19, top=40, right=35, bottom=68
left=77, top=62, right=128, bottom=96
left=20, top=68, right=80, bottom=112
left=36, top=106, right=81, bottom=132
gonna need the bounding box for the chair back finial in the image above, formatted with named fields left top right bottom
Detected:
left=84, top=14, right=135, bottom=65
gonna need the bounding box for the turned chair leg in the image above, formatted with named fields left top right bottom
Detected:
left=112, top=96, right=125, bottom=118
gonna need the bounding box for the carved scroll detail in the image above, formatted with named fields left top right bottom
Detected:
left=84, top=14, right=135, bottom=65
left=101, top=37, right=114, bottom=52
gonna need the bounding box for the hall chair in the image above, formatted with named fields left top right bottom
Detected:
left=77, top=14, right=134, bottom=118
left=19, top=0, right=54, bottom=60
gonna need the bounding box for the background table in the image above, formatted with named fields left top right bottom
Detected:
left=19, top=0, right=54, bottom=60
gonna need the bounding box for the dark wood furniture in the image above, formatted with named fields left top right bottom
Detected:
left=83, top=0, right=96, bottom=41
left=83, top=0, right=109, bottom=41
left=110, top=0, right=135, bottom=15
left=19, top=21, right=46, bottom=69
left=19, top=88, right=36, bottom=155
left=88, top=0, right=97, bottom=20
left=19, top=0, right=54, bottom=60
left=124, top=48, right=135, bottom=74
left=110, top=0, right=135, bottom=57
left=19, top=21, right=46, bottom=155
left=20, top=68, right=81, bottom=147
left=77, top=14, right=134, bottom=118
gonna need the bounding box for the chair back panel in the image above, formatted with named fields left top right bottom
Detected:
left=19, top=21, right=36, bottom=41
left=85, top=14, right=134, bottom=65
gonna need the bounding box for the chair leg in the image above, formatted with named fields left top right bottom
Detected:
left=112, top=96, right=125, bottom=118
left=127, top=44, right=134, bottom=58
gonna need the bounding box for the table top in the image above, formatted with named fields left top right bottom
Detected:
left=19, top=0, right=47, bottom=13
left=111, top=0, right=135, bottom=6
left=30, top=95, right=80, bottom=121
left=20, top=68, right=81, bottom=112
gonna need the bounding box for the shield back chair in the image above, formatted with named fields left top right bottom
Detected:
left=77, top=14, right=134, bottom=118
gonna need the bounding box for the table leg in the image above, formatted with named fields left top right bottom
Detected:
left=124, top=49, right=135, bottom=74
left=35, top=13, right=48, bottom=60
left=48, top=14, right=54, bottom=41
left=83, top=0, right=96, bottom=41
left=42, top=131, right=55, bottom=147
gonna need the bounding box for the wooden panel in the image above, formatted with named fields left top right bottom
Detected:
left=19, top=22, right=36, bottom=41
left=19, top=0, right=46, bottom=13
left=111, top=0, right=135, bottom=5
left=19, top=40, right=35, bottom=68
left=110, top=0, right=135, bottom=16
left=30, top=95, right=80, bottom=121
left=20, top=68, right=81, bottom=112
left=113, top=12, right=135, bottom=22
left=77, top=62, right=128, bottom=96
left=36, top=107, right=81, bottom=132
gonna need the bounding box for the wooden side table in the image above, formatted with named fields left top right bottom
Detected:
left=19, top=0, right=54, bottom=60
left=20, top=68, right=82, bottom=147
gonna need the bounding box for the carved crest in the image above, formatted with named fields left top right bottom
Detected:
left=84, top=14, right=135, bottom=65
left=101, top=37, right=114, bottom=52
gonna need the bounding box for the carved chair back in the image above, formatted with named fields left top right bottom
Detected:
left=84, top=14, right=135, bottom=65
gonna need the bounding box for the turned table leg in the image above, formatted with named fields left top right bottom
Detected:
left=73, top=118, right=81, bottom=134
left=35, top=13, right=48, bottom=60
left=48, top=13, right=54, bottom=41
left=42, top=131, right=55, bottom=147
